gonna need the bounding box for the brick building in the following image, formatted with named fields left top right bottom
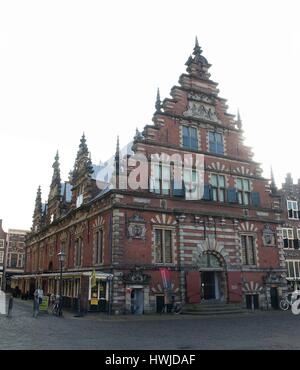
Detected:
left=16, top=39, right=287, bottom=313
left=278, top=173, right=300, bottom=293
left=5, top=229, right=29, bottom=291
left=0, top=220, right=6, bottom=289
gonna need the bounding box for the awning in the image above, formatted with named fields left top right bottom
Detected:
left=10, top=271, right=113, bottom=280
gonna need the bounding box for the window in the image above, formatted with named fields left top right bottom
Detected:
left=208, top=132, right=224, bottom=155
left=18, top=254, right=24, bottom=268
left=0, top=239, right=4, bottom=249
left=210, top=174, right=226, bottom=202
left=150, top=164, right=171, bottom=195
left=287, top=200, right=299, bottom=219
left=287, top=260, right=300, bottom=279
left=154, top=229, right=173, bottom=264
left=10, top=253, right=18, bottom=268
left=0, top=251, right=3, bottom=264
left=95, top=229, right=103, bottom=264
left=182, top=126, right=198, bottom=150
left=282, top=228, right=294, bottom=249
left=237, top=178, right=250, bottom=205
left=241, top=235, right=256, bottom=265
left=75, top=238, right=82, bottom=267
left=183, top=168, right=201, bottom=200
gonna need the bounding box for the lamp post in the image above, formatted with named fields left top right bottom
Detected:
left=57, top=250, right=66, bottom=317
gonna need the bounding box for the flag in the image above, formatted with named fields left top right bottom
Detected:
left=91, top=269, right=97, bottom=288
left=159, top=268, right=171, bottom=290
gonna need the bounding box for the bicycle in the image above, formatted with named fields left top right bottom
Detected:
left=279, top=296, right=291, bottom=311
left=51, top=296, right=61, bottom=316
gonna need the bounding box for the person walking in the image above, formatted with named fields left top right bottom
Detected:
left=33, top=286, right=44, bottom=318
left=7, top=293, right=13, bottom=318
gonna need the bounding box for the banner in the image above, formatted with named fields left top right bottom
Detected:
left=91, top=269, right=97, bottom=288
left=159, top=268, right=171, bottom=290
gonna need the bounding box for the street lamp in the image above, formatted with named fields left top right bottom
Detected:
left=57, top=250, right=66, bottom=317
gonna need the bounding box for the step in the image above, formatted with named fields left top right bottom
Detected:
left=182, top=309, right=246, bottom=316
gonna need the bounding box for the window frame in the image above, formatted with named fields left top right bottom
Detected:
left=208, top=131, right=224, bottom=155
left=95, top=229, right=104, bottom=265
left=287, top=200, right=299, bottom=220
left=237, top=178, right=251, bottom=205
left=282, top=228, right=294, bottom=249
left=241, top=234, right=256, bottom=266
left=210, top=174, right=226, bottom=202
left=182, top=125, right=199, bottom=151
left=154, top=228, right=173, bottom=265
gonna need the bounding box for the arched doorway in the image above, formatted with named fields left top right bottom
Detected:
left=199, top=252, right=227, bottom=302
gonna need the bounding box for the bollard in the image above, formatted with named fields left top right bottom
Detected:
left=74, top=294, right=83, bottom=317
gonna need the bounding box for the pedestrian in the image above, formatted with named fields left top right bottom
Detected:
left=7, top=294, right=13, bottom=318
left=33, top=286, right=43, bottom=318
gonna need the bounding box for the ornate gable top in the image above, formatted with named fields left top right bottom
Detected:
left=185, top=37, right=209, bottom=67
left=70, top=133, right=94, bottom=184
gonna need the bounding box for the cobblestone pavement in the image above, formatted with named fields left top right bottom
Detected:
left=0, top=299, right=299, bottom=350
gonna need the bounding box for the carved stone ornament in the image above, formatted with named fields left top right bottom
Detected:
left=123, top=267, right=151, bottom=285
left=128, top=214, right=146, bottom=240
left=264, top=271, right=285, bottom=285
left=187, top=92, right=214, bottom=104
left=183, top=101, right=218, bottom=122
left=263, top=225, right=276, bottom=247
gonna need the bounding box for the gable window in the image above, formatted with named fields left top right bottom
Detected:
left=241, top=235, right=256, bottom=266
left=154, top=229, right=173, bottom=264
left=237, top=178, right=250, bottom=205
left=282, top=228, right=294, bottom=249
left=95, top=229, right=103, bottom=264
left=208, top=132, right=224, bottom=155
left=287, top=200, right=299, bottom=219
left=210, top=174, right=226, bottom=202
left=182, top=126, right=198, bottom=150
left=75, top=238, right=82, bottom=267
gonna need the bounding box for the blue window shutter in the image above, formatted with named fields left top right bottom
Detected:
left=203, top=184, right=212, bottom=200
left=173, top=180, right=185, bottom=197
left=251, top=192, right=261, bottom=207
left=227, top=187, right=237, bottom=203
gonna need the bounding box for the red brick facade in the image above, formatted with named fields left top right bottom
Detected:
left=16, top=39, right=287, bottom=313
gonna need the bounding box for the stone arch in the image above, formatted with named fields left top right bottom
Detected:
left=193, top=238, right=229, bottom=269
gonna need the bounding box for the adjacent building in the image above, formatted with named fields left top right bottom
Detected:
left=15, top=39, right=287, bottom=313
left=278, top=173, right=300, bottom=293
left=5, top=229, right=28, bottom=291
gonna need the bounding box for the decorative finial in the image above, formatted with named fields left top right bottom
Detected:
left=237, top=109, right=242, bottom=129
left=270, top=167, right=277, bottom=195
left=155, top=88, right=162, bottom=112
left=193, top=36, right=202, bottom=55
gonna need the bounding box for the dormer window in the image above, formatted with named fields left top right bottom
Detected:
left=287, top=200, right=299, bottom=219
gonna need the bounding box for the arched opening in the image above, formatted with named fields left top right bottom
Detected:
left=199, top=251, right=227, bottom=302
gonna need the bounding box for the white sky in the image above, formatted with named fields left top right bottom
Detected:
left=1, top=0, right=300, bottom=230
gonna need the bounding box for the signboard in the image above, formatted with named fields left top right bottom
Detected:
left=39, top=296, right=49, bottom=312
left=91, top=298, right=99, bottom=306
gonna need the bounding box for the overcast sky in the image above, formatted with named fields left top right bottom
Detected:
left=0, top=0, right=300, bottom=230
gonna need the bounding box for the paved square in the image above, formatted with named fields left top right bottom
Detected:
left=0, top=299, right=299, bottom=350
